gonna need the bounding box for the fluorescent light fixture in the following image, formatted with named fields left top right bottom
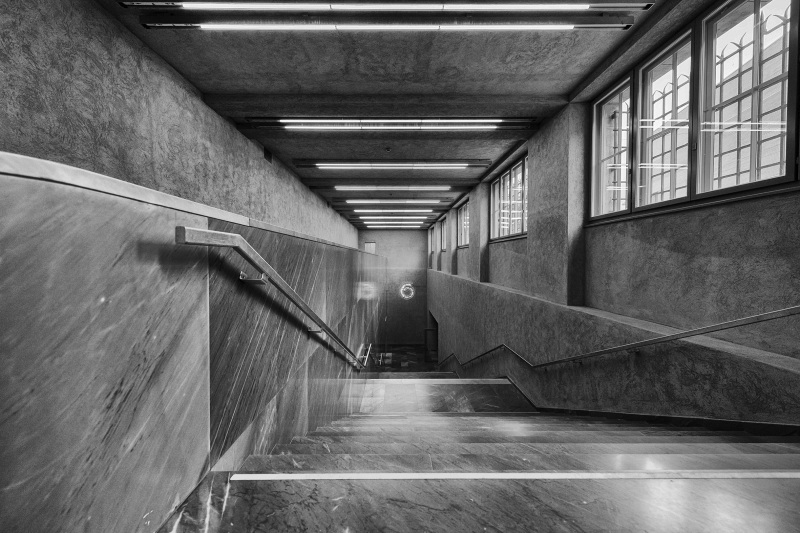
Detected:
left=360, top=216, right=431, bottom=219
left=319, top=163, right=467, bottom=170
left=200, top=22, right=576, bottom=30
left=335, top=185, right=451, bottom=191
left=354, top=209, right=434, bottom=213
left=287, top=124, right=498, bottom=130
left=364, top=226, right=423, bottom=229
left=346, top=199, right=441, bottom=204
left=180, top=3, right=594, bottom=11
left=281, top=118, right=504, bottom=130
left=280, top=119, right=503, bottom=123
left=200, top=23, right=338, bottom=29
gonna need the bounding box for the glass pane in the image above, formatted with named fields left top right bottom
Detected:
left=700, top=0, right=791, bottom=193
left=637, top=40, right=692, bottom=206
left=491, top=180, right=500, bottom=238
left=500, top=172, right=511, bottom=237
left=523, top=157, right=528, bottom=233
left=510, top=163, right=524, bottom=234
left=593, top=84, right=630, bottom=216
left=462, top=205, right=469, bottom=245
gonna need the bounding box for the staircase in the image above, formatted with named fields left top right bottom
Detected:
left=161, top=374, right=800, bottom=532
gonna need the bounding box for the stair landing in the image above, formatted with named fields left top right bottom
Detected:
left=159, top=376, right=800, bottom=532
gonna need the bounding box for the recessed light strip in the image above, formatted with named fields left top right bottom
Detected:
left=354, top=209, right=434, bottom=213
left=364, top=226, right=423, bottom=229
left=360, top=216, right=431, bottom=219
left=280, top=119, right=504, bottom=123
left=346, top=199, right=441, bottom=204
left=199, top=22, right=578, bottom=30
left=170, top=3, right=625, bottom=12
left=335, top=185, right=451, bottom=191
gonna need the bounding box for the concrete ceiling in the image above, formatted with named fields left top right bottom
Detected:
left=97, top=0, right=661, bottom=230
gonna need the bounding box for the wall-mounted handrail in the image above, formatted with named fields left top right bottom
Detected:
left=176, top=226, right=364, bottom=369
left=439, top=304, right=800, bottom=371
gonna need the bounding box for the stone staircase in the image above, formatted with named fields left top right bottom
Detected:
left=160, top=375, right=800, bottom=532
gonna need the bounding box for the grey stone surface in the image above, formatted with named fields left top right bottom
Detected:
left=585, top=192, right=800, bottom=358
left=488, top=238, right=529, bottom=293
left=431, top=271, right=800, bottom=424
left=0, top=0, right=356, bottom=246
left=526, top=103, right=589, bottom=305
left=0, top=176, right=210, bottom=533
left=359, top=230, right=428, bottom=345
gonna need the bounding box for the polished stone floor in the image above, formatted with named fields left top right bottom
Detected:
left=158, top=377, right=800, bottom=532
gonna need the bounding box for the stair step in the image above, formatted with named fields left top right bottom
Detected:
left=312, top=425, right=721, bottom=434
left=362, top=372, right=458, bottom=379
left=293, top=431, right=770, bottom=446
left=272, top=441, right=800, bottom=456
left=240, top=453, right=800, bottom=473
left=165, top=475, right=800, bottom=532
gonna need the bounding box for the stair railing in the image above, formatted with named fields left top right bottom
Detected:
left=439, top=304, right=800, bottom=371
left=176, top=226, right=364, bottom=370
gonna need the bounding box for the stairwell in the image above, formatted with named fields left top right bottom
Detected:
left=160, top=373, right=800, bottom=532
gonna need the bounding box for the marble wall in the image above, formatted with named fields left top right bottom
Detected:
left=0, top=176, right=211, bottom=533
left=0, top=162, right=386, bottom=532
left=207, top=221, right=384, bottom=466
left=0, top=0, right=356, bottom=246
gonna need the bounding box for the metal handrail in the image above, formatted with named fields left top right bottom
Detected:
left=439, top=304, right=800, bottom=371
left=176, top=226, right=364, bottom=369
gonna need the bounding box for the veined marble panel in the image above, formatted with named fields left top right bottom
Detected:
left=207, top=220, right=384, bottom=464
left=0, top=176, right=210, bottom=533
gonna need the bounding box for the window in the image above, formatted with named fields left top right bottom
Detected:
left=490, top=159, right=528, bottom=238
left=457, top=203, right=470, bottom=246
left=428, top=227, right=434, bottom=254
left=593, top=82, right=631, bottom=216
left=700, top=0, right=792, bottom=192
left=637, top=39, right=692, bottom=206
left=590, top=0, right=797, bottom=219
left=440, top=218, right=446, bottom=251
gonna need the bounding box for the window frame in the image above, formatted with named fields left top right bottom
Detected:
left=632, top=32, right=696, bottom=213
left=440, top=217, right=447, bottom=251
left=489, top=156, right=529, bottom=240
left=591, top=77, right=634, bottom=220
left=695, top=0, right=798, bottom=200
left=457, top=202, right=470, bottom=248
left=589, top=0, right=798, bottom=222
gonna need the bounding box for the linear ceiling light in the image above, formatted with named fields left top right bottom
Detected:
left=153, top=3, right=642, bottom=12
left=346, top=199, right=441, bottom=204
left=364, top=226, right=423, bottom=229
left=319, top=163, right=467, bottom=169
left=286, top=124, right=499, bottom=130
left=360, top=216, right=431, bottom=219
left=199, top=22, right=578, bottom=30
left=353, top=209, right=434, bottom=213
left=335, top=185, right=451, bottom=191
left=281, top=119, right=502, bottom=123
left=282, top=118, right=503, bottom=130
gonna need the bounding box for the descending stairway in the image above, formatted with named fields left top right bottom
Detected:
left=161, top=374, right=800, bottom=532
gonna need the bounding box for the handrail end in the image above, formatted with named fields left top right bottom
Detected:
left=175, top=226, right=188, bottom=244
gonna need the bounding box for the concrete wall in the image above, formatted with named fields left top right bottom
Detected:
left=360, top=230, right=428, bottom=345
left=488, top=238, right=528, bottom=292
left=430, top=271, right=800, bottom=424
left=585, top=192, right=800, bottom=358
left=428, top=99, right=800, bottom=420
left=0, top=0, right=356, bottom=247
